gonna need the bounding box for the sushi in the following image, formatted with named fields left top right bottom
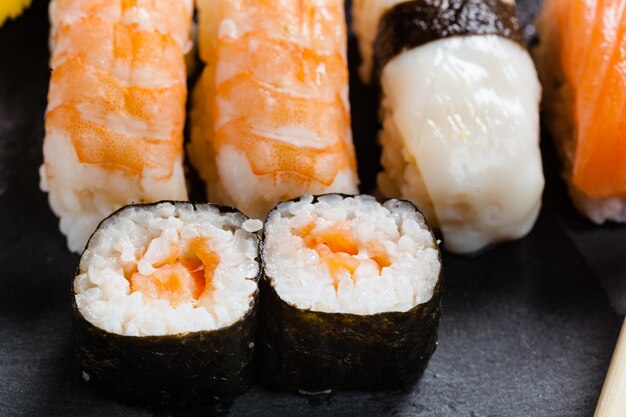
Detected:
left=352, top=0, right=545, bottom=253
left=73, top=202, right=261, bottom=406
left=41, top=0, right=192, bottom=253
left=534, top=0, right=626, bottom=223
left=189, top=0, right=359, bottom=220
left=258, top=194, right=442, bottom=392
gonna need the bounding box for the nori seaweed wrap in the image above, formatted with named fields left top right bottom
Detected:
left=72, top=201, right=263, bottom=406
left=373, top=0, right=524, bottom=80
left=258, top=194, right=443, bottom=392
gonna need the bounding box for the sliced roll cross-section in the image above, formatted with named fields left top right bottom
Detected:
left=259, top=194, right=442, bottom=392
left=72, top=202, right=261, bottom=406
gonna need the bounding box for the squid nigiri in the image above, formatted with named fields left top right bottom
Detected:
left=189, top=0, right=359, bottom=219
left=40, top=0, right=192, bottom=253
left=352, top=0, right=545, bottom=253
left=535, top=0, right=626, bottom=223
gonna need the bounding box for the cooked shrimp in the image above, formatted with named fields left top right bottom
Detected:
left=41, top=0, right=192, bottom=253
left=190, top=0, right=359, bottom=219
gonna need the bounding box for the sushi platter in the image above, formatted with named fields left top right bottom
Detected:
left=1, top=0, right=625, bottom=416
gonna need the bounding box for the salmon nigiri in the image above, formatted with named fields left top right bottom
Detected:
left=535, top=0, right=626, bottom=223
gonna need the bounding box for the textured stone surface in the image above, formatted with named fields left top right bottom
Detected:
left=0, top=0, right=623, bottom=416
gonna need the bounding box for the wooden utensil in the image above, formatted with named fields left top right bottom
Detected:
left=595, top=320, right=626, bottom=416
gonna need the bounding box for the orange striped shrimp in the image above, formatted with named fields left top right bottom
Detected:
left=41, top=0, right=192, bottom=253
left=189, top=0, right=359, bottom=219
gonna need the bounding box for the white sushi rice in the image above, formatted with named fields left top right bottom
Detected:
left=263, top=194, right=440, bottom=315
left=534, top=0, right=626, bottom=224
left=40, top=132, right=187, bottom=254
left=73, top=202, right=261, bottom=336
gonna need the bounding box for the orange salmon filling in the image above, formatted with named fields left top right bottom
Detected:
left=555, top=0, right=626, bottom=198
left=129, top=238, right=220, bottom=306
left=296, top=222, right=391, bottom=289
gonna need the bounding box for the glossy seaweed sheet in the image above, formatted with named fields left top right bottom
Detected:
left=373, top=0, right=524, bottom=81
left=0, top=0, right=624, bottom=416
left=258, top=276, right=442, bottom=392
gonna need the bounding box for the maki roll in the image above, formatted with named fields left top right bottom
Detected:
left=259, top=194, right=442, bottom=392
left=352, top=0, right=545, bottom=253
left=534, top=0, right=626, bottom=223
left=41, top=0, right=192, bottom=253
left=189, top=0, right=359, bottom=219
left=73, top=202, right=261, bottom=406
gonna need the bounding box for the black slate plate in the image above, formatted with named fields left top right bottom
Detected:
left=0, top=1, right=623, bottom=416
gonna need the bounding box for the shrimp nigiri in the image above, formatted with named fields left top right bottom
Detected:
left=41, top=0, right=192, bottom=252
left=189, top=0, right=359, bottom=219
left=535, top=0, right=626, bottom=223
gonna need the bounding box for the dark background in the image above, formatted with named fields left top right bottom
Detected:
left=1, top=0, right=624, bottom=416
